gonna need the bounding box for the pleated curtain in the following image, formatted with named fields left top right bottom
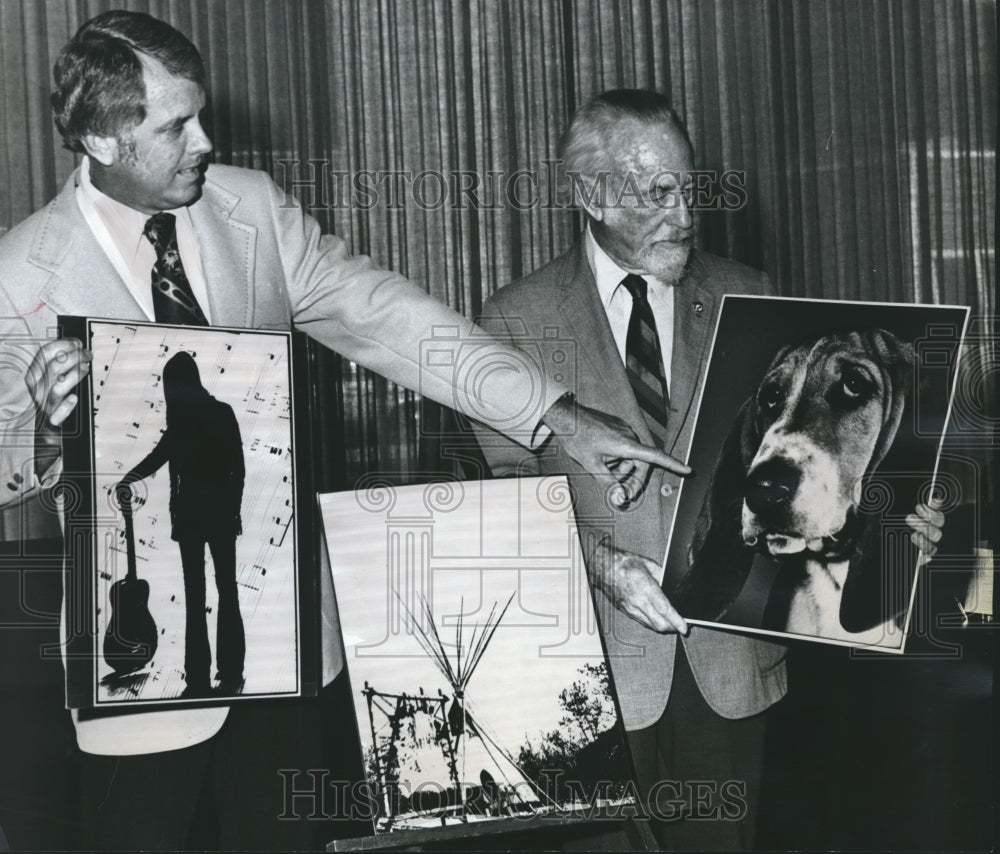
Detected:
left=0, top=0, right=994, bottom=527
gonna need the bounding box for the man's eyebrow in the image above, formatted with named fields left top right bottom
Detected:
left=156, top=114, right=194, bottom=132
left=652, top=172, right=689, bottom=189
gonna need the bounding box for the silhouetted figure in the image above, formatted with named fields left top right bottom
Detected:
left=118, top=351, right=246, bottom=698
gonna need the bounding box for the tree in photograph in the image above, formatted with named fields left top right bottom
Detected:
left=517, top=661, right=629, bottom=805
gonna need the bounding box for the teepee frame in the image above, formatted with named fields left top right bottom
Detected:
left=382, top=589, right=546, bottom=821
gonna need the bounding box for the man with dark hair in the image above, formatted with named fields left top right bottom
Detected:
left=50, top=9, right=206, bottom=154
left=0, top=14, right=688, bottom=852
left=473, top=89, right=944, bottom=850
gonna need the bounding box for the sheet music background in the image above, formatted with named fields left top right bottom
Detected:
left=89, top=321, right=299, bottom=704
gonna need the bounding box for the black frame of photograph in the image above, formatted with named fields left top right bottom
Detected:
left=661, top=296, right=970, bottom=652
left=61, top=317, right=319, bottom=710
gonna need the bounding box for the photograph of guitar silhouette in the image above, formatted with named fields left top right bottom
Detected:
left=81, top=321, right=301, bottom=707
left=103, top=485, right=158, bottom=675
left=116, top=352, right=247, bottom=699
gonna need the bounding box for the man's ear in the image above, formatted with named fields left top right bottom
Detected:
left=574, top=172, right=607, bottom=221
left=80, top=134, right=118, bottom=166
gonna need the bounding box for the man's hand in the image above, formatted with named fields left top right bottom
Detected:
left=906, top=499, right=945, bottom=568
left=541, top=393, right=691, bottom=507
left=25, top=339, right=92, bottom=476
left=26, top=339, right=92, bottom=429
left=590, top=538, right=689, bottom=634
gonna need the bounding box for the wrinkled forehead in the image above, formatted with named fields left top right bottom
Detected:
left=613, top=118, right=693, bottom=177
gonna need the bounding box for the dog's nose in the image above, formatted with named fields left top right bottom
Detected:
left=745, top=457, right=801, bottom=515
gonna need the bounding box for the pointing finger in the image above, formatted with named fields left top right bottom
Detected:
left=624, top=441, right=691, bottom=477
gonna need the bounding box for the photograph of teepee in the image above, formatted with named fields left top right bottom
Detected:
left=319, top=476, right=637, bottom=836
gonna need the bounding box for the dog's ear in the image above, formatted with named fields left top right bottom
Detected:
left=839, top=506, right=915, bottom=634
left=840, top=330, right=917, bottom=635
left=839, top=512, right=892, bottom=632
left=671, top=397, right=759, bottom=621
left=866, top=329, right=916, bottom=468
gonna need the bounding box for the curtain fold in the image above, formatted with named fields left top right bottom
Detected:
left=0, top=0, right=993, bottom=505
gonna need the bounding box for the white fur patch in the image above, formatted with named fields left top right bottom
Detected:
left=785, top=558, right=903, bottom=647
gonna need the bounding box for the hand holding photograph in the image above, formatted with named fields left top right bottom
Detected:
left=662, top=297, right=969, bottom=651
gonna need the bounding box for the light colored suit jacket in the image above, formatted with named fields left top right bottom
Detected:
left=0, top=164, right=564, bottom=754
left=475, top=242, right=788, bottom=730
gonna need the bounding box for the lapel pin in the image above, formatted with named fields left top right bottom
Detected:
left=692, top=301, right=704, bottom=315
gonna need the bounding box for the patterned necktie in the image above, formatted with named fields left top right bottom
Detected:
left=143, top=212, right=208, bottom=325
left=622, top=273, right=670, bottom=447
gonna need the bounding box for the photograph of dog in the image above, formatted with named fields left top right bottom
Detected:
left=663, top=297, right=968, bottom=650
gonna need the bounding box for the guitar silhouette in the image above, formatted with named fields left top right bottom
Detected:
left=104, top=485, right=158, bottom=674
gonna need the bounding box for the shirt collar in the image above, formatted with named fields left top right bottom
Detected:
left=79, top=156, right=194, bottom=258
left=78, top=157, right=151, bottom=263
left=584, top=223, right=661, bottom=309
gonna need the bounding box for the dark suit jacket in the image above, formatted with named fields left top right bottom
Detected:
left=475, top=242, right=788, bottom=730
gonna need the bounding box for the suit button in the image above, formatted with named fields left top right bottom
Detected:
left=660, top=484, right=674, bottom=497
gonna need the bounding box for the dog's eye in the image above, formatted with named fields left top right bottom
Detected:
left=758, top=381, right=784, bottom=411
left=840, top=367, right=875, bottom=401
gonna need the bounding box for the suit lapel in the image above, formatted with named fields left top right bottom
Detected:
left=557, top=243, right=653, bottom=443
left=667, top=253, right=716, bottom=453
left=556, top=242, right=719, bottom=451
left=35, top=170, right=258, bottom=330
left=35, top=174, right=147, bottom=320
left=189, top=176, right=257, bottom=328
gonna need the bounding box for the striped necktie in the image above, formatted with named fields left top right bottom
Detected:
left=622, top=273, right=670, bottom=446
left=143, top=212, right=208, bottom=326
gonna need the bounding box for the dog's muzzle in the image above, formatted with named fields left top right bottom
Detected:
left=744, top=457, right=801, bottom=520
left=742, top=455, right=859, bottom=556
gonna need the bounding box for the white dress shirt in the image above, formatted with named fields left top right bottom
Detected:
left=76, top=156, right=213, bottom=323
left=584, top=226, right=674, bottom=394
left=72, top=157, right=225, bottom=754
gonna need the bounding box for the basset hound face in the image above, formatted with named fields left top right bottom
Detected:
left=740, top=330, right=912, bottom=556
left=673, top=328, right=915, bottom=627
